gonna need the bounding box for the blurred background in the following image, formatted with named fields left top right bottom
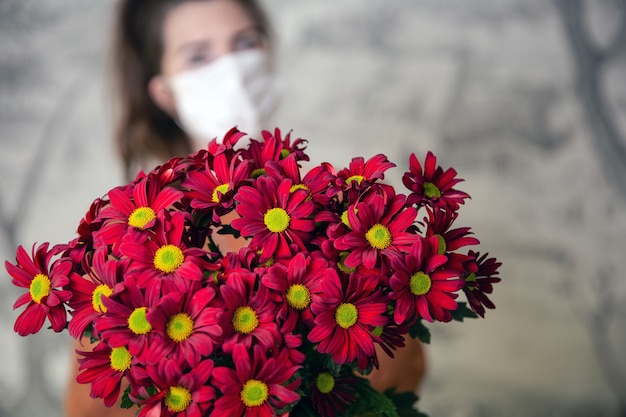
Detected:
left=1, top=0, right=625, bottom=416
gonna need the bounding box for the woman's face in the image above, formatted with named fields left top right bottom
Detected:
left=159, top=0, right=267, bottom=77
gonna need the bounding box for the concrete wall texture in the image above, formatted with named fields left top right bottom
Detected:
left=1, top=1, right=625, bottom=416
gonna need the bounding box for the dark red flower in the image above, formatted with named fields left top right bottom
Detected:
left=232, top=176, right=315, bottom=261
left=7, top=243, right=73, bottom=335
left=462, top=251, right=502, bottom=318
left=219, top=271, right=281, bottom=353
left=96, top=175, right=183, bottom=254
left=136, top=357, right=216, bottom=417
left=212, top=344, right=301, bottom=417
left=403, top=151, right=470, bottom=210
left=334, top=194, right=418, bottom=270
left=308, top=269, right=388, bottom=366
left=389, top=236, right=464, bottom=324
left=146, top=286, right=223, bottom=366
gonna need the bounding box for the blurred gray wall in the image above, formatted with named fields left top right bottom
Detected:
left=1, top=1, right=625, bottom=416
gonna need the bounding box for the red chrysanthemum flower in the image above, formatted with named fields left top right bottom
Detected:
left=261, top=252, right=327, bottom=330
left=264, top=128, right=309, bottom=162
left=308, top=269, right=388, bottom=366
left=462, top=250, right=502, bottom=318
left=96, top=175, right=183, bottom=254
left=119, top=211, right=207, bottom=295
left=389, top=236, right=464, bottom=324
left=266, top=153, right=335, bottom=207
left=67, top=248, right=128, bottom=339
left=212, top=344, right=301, bottom=417
left=232, top=176, right=315, bottom=261
left=7, top=243, right=73, bottom=336
left=181, top=151, right=251, bottom=216
left=219, top=271, right=282, bottom=353
left=146, top=285, right=223, bottom=366
left=424, top=206, right=480, bottom=254
left=76, top=341, right=135, bottom=407
left=309, top=370, right=359, bottom=417
left=334, top=194, right=418, bottom=270
left=136, top=357, right=216, bottom=417
left=95, top=276, right=160, bottom=359
left=403, top=151, right=470, bottom=210
left=335, top=154, right=396, bottom=191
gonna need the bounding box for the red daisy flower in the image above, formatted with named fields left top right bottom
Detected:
left=403, top=151, right=470, bottom=210
left=263, top=127, right=309, bottom=162
left=261, top=252, right=327, bottom=331
left=219, top=271, right=282, bottom=353
left=462, top=251, right=502, bottom=318
left=119, top=211, right=207, bottom=295
left=424, top=206, right=480, bottom=254
left=232, top=176, right=315, bottom=261
left=136, top=357, right=216, bottom=417
left=307, top=268, right=388, bottom=366
left=335, top=154, right=396, bottom=191
left=75, top=341, right=134, bottom=407
left=146, top=286, right=223, bottom=367
left=67, top=248, right=128, bottom=339
left=389, top=236, right=464, bottom=324
left=212, top=344, right=301, bottom=417
left=181, top=151, right=251, bottom=216
left=96, top=174, right=184, bottom=253
left=309, top=370, right=359, bottom=417
left=334, top=194, right=418, bottom=270
left=266, top=153, right=335, bottom=207
left=241, top=132, right=283, bottom=178
left=95, top=276, right=160, bottom=359
left=7, top=243, right=73, bottom=335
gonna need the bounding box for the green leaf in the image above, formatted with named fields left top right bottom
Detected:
left=451, top=301, right=478, bottom=322
left=383, top=389, right=429, bottom=417
left=217, top=224, right=241, bottom=238
left=408, top=319, right=431, bottom=344
left=348, top=379, right=399, bottom=417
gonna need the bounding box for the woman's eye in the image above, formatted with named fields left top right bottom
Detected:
left=234, top=33, right=264, bottom=51
left=189, top=53, right=209, bottom=65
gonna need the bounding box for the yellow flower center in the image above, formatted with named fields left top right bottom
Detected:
left=264, top=208, right=290, bottom=233
left=409, top=272, right=432, bottom=296
left=365, top=224, right=392, bottom=250
left=435, top=234, right=447, bottom=254
left=371, top=326, right=384, bottom=337
left=29, top=273, right=51, bottom=304
left=153, top=244, right=185, bottom=274
left=337, top=252, right=357, bottom=274
left=232, top=306, right=259, bottom=334
left=251, top=168, right=266, bottom=178
left=166, top=386, right=192, bottom=413
left=345, top=175, right=365, bottom=185
left=109, top=346, right=131, bottom=372
left=240, top=379, right=268, bottom=407
left=316, top=372, right=335, bottom=394
left=340, top=207, right=357, bottom=229
left=290, top=183, right=309, bottom=193
left=335, top=303, right=358, bottom=329
left=128, top=206, right=156, bottom=229
left=92, top=284, right=113, bottom=313
left=128, top=307, right=152, bottom=335
left=280, top=149, right=291, bottom=159
left=167, top=313, right=194, bottom=342
left=424, top=182, right=441, bottom=198
left=465, top=272, right=477, bottom=290
left=212, top=183, right=230, bottom=203
left=286, top=284, right=311, bottom=310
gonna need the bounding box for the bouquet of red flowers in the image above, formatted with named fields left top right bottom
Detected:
left=6, top=128, right=501, bottom=417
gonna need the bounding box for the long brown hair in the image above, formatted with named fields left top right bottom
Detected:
left=110, top=0, right=273, bottom=180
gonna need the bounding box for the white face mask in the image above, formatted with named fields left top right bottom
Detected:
left=169, top=49, right=283, bottom=148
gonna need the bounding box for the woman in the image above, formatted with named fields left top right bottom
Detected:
left=64, top=1, right=425, bottom=416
